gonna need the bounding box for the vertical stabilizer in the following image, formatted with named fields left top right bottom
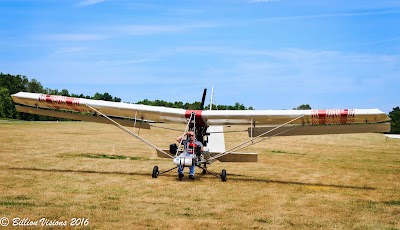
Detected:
left=206, top=126, right=226, bottom=153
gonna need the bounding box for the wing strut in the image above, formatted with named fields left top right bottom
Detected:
left=208, top=115, right=305, bottom=162
left=176, top=112, right=195, bottom=156
left=85, top=104, right=173, bottom=158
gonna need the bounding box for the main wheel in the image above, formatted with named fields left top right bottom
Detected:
left=221, top=169, right=227, bottom=182
left=152, top=166, right=159, bottom=178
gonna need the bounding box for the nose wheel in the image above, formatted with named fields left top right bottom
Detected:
left=152, top=166, right=159, bottom=178
left=221, top=169, right=227, bottom=182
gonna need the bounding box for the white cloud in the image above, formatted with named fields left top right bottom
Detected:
left=40, top=23, right=218, bottom=43
left=159, top=46, right=400, bottom=96
left=42, top=33, right=108, bottom=41
left=116, top=23, right=218, bottom=35
left=76, top=0, right=105, bottom=7
left=249, top=0, right=279, bottom=3
left=56, top=47, right=88, bottom=53
left=118, top=25, right=184, bottom=35
left=258, top=9, right=400, bottom=21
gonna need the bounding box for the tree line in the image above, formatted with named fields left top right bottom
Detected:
left=0, top=73, right=253, bottom=120
left=136, top=99, right=252, bottom=110
left=0, top=73, right=122, bottom=120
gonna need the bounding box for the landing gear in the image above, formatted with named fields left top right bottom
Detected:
left=152, top=166, right=159, bottom=178
left=221, top=169, right=227, bottom=182
left=152, top=165, right=227, bottom=182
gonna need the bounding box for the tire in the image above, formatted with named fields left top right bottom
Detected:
left=221, top=169, right=227, bottom=182
left=152, top=166, right=159, bottom=178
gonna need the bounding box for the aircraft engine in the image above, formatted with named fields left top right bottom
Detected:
left=173, top=157, right=194, bottom=166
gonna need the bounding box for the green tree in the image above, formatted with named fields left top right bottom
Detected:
left=389, top=107, right=400, bottom=134
left=234, top=102, right=245, bottom=110
left=103, top=92, right=113, bottom=101
left=0, top=73, right=28, bottom=94
left=27, top=78, right=44, bottom=93
left=136, top=99, right=151, bottom=105
left=113, top=96, right=121, bottom=102
left=0, top=87, right=15, bottom=118
left=294, top=104, right=311, bottom=110
left=44, top=88, right=59, bottom=95
left=93, top=92, right=103, bottom=100
left=60, top=89, right=70, bottom=96
left=190, top=101, right=202, bottom=110
left=91, top=92, right=122, bottom=102
left=173, top=101, right=184, bottom=108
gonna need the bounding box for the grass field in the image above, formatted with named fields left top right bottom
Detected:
left=0, top=120, right=399, bottom=229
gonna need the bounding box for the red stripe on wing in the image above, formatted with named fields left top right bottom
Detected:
left=185, top=110, right=205, bottom=126
left=312, top=109, right=355, bottom=125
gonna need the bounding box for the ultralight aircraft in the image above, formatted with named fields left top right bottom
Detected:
left=11, top=89, right=391, bottom=181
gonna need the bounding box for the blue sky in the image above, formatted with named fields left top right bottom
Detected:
left=0, top=0, right=399, bottom=112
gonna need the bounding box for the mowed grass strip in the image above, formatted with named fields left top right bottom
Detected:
left=0, top=121, right=399, bottom=229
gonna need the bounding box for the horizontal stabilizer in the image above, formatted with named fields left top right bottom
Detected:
left=248, top=123, right=391, bottom=137
left=16, top=105, right=150, bottom=129
left=156, top=149, right=174, bottom=158
left=211, top=152, right=258, bottom=162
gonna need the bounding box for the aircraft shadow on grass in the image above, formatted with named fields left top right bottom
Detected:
left=9, top=167, right=150, bottom=177
left=227, top=177, right=376, bottom=190
left=10, top=167, right=376, bottom=190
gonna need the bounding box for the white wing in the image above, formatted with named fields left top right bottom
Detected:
left=12, top=92, right=390, bottom=128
